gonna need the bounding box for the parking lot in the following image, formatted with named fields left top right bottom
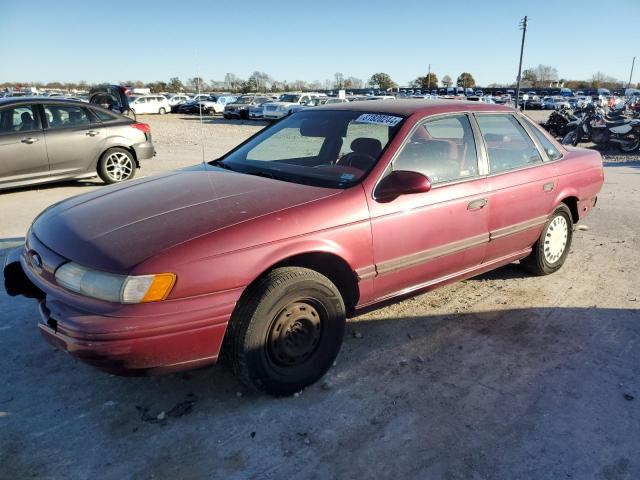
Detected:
left=1, top=111, right=639, bottom=479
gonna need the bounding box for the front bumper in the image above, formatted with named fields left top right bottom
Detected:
left=4, top=239, right=243, bottom=376
left=263, top=109, right=287, bottom=120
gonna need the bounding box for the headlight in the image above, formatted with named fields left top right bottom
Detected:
left=277, top=104, right=287, bottom=110
left=55, top=262, right=175, bottom=304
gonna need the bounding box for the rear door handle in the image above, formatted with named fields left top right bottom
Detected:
left=86, top=130, right=100, bottom=137
left=467, top=198, right=488, bottom=211
left=21, top=137, right=38, bottom=144
left=543, top=182, right=555, bottom=192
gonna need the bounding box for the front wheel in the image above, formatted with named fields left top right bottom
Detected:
left=225, top=267, right=345, bottom=396
left=97, top=147, right=136, bottom=184
left=520, top=204, right=573, bottom=275
left=619, top=132, right=640, bottom=152
left=561, top=129, right=579, bottom=146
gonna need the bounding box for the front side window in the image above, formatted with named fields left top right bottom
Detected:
left=0, top=105, right=39, bottom=133
left=476, top=114, right=542, bottom=173
left=219, top=110, right=404, bottom=188
left=44, top=105, right=91, bottom=129
left=393, top=114, right=479, bottom=184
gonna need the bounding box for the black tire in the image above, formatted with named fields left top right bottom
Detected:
left=97, top=147, right=136, bottom=184
left=561, top=130, right=579, bottom=146
left=123, top=108, right=137, bottom=121
left=158, top=107, right=166, bottom=115
left=521, top=204, right=573, bottom=276
left=225, top=267, right=346, bottom=396
left=619, top=132, right=640, bottom=152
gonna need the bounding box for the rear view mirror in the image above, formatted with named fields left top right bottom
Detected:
left=299, top=118, right=333, bottom=137
left=376, top=170, right=431, bottom=202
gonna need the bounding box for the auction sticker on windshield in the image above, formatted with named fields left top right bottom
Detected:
left=354, top=113, right=403, bottom=127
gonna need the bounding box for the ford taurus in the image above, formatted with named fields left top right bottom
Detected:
left=4, top=100, right=604, bottom=395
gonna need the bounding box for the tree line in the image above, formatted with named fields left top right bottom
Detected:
left=2, top=66, right=634, bottom=93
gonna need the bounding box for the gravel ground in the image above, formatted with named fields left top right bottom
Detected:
left=1, top=109, right=639, bottom=479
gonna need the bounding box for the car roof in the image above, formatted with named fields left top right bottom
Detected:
left=0, top=96, right=89, bottom=106
left=312, top=98, right=513, bottom=116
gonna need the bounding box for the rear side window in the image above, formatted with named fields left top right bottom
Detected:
left=44, top=105, right=91, bottom=129
left=521, top=117, right=563, bottom=161
left=92, top=108, right=119, bottom=122
left=394, top=114, right=479, bottom=184
left=476, top=114, right=542, bottom=173
left=0, top=105, right=39, bottom=133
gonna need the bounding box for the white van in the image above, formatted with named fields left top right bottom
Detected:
left=128, top=95, right=171, bottom=115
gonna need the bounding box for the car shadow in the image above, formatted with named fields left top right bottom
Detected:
left=3, top=254, right=640, bottom=479
left=1, top=178, right=104, bottom=194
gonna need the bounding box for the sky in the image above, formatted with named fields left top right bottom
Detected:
left=1, top=0, right=639, bottom=87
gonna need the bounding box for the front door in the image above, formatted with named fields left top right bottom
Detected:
left=42, top=103, right=107, bottom=177
left=0, top=103, right=48, bottom=187
left=368, top=113, right=490, bottom=299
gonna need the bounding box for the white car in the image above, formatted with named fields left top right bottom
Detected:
left=262, top=93, right=324, bottom=120
left=128, top=95, right=171, bottom=115
left=198, top=95, right=238, bottom=114
left=167, top=94, right=191, bottom=106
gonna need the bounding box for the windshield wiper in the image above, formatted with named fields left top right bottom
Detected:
left=244, top=168, right=300, bottom=184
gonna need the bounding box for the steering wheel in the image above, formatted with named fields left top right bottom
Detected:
left=336, top=152, right=377, bottom=170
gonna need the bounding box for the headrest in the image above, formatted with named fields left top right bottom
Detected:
left=351, top=137, right=382, bottom=156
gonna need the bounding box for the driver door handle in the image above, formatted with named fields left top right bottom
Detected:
left=21, top=137, right=38, bottom=144
left=86, top=130, right=100, bottom=137
left=467, top=198, right=488, bottom=211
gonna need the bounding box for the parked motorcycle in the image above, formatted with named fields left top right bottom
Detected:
left=561, top=103, right=640, bottom=152
left=543, top=106, right=581, bottom=139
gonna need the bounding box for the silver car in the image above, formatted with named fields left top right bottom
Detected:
left=0, top=98, right=155, bottom=190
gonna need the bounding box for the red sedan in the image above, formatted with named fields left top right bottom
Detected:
left=4, top=100, right=604, bottom=395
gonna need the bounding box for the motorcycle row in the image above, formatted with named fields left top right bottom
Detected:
left=543, top=98, right=640, bottom=153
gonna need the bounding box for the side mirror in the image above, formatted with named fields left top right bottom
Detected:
left=376, top=170, right=431, bottom=202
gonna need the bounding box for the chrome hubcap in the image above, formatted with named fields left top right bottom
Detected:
left=544, top=215, right=568, bottom=264
left=105, top=152, right=133, bottom=181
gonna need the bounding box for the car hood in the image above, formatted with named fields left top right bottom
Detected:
left=32, top=165, right=340, bottom=272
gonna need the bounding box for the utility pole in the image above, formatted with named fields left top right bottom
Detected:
left=427, top=63, right=431, bottom=90
left=515, top=16, right=528, bottom=109
left=627, top=56, right=636, bottom=89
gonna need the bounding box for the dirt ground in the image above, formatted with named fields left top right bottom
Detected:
left=1, top=110, right=639, bottom=480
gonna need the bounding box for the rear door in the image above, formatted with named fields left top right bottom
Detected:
left=474, top=113, right=559, bottom=262
left=0, top=103, right=49, bottom=187
left=42, top=103, right=108, bottom=177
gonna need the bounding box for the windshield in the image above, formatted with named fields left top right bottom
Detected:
left=214, top=110, right=405, bottom=189
left=279, top=94, right=301, bottom=103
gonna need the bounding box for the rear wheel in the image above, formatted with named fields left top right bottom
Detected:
left=97, top=147, right=136, bottom=184
left=225, top=267, right=345, bottom=396
left=521, top=204, right=573, bottom=275
left=158, top=107, right=166, bottom=115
